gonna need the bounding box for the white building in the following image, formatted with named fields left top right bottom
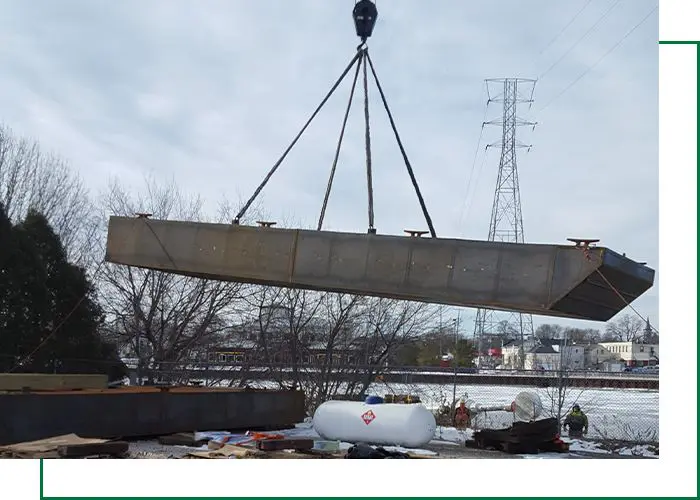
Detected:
left=501, top=340, right=585, bottom=371
left=596, top=341, right=659, bottom=368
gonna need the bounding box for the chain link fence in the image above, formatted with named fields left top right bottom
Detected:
left=369, top=378, right=658, bottom=442
left=0, top=354, right=659, bottom=451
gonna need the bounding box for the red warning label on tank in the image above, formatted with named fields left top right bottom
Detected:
left=361, top=409, right=376, bottom=425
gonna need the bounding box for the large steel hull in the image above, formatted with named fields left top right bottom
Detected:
left=105, top=216, right=654, bottom=321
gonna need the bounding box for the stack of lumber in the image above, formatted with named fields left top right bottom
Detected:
left=0, top=434, right=128, bottom=458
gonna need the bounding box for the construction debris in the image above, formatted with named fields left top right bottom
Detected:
left=0, top=434, right=127, bottom=459
left=57, top=441, right=129, bottom=458
left=187, top=444, right=266, bottom=459
left=256, top=438, right=314, bottom=452
left=157, top=432, right=207, bottom=447
left=345, top=443, right=436, bottom=459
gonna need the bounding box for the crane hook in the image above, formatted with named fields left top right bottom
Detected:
left=353, top=0, right=378, bottom=43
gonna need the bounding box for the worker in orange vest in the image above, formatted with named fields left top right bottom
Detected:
left=454, top=400, right=471, bottom=429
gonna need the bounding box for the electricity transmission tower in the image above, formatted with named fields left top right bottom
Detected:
left=473, top=78, right=536, bottom=371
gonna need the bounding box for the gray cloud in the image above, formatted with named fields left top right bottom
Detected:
left=0, top=0, right=659, bottom=333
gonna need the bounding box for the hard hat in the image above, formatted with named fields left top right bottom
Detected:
left=572, top=404, right=580, bottom=410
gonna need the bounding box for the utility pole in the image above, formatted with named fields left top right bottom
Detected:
left=556, top=328, right=568, bottom=431
left=473, top=78, right=536, bottom=371
left=452, top=313, right=460, bottom=408
left=439, top=306, right=443, bottom=356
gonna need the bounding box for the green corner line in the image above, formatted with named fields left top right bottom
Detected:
left=658, top=40, right=700, bottom=44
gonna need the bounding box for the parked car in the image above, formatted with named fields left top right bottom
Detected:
left=631, top=365, right=659, bottom=374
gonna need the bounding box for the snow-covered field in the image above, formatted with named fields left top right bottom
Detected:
left=240, top=379, right=659, bottom=442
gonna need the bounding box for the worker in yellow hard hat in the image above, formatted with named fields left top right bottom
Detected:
left=563, top=404, right=588, bottom=438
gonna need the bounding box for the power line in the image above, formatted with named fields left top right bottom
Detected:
left=539, top=0, right=595, bottom=56
left=538, top=4, right=658, bottom=113
left=457, top=83, right=489, bottom=232
left=539, top=0, right=623, bottom=80
left=461, top=147, right=491, bottom=231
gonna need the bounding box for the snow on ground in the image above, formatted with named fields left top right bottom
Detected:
left=365, top=382, right=658, bottom=442
left=433, top=426, right=473, bottom=444
left=564, top=438, right=658, bottom=458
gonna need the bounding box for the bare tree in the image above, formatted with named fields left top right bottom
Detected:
left=542, top=340, right=596, bottom=434
left=241, top=287, right=438, bottom=414
left=535, top=324, right=563, bottom=340
left=496, top=320, right=517, bottom=337
left=353, top=299, right=438, bottom=392
left=242, top=286, right=325, bottom=388
left=604, top=314, right=645, bottom=342
left=536, top=324, right=600, bottom=343
left=241, top=287, right=363, bottom=412
left=564, top=327, right=601, bottom=344
left=0, top=124, right=100, bottom=266
left=98, top=176, right=249, bottom=383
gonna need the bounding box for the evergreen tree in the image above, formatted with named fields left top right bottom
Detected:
left=0, top=202, right=15, bottom=370
left=0, top=208, right=125, bottom=378
left=0, top=204, right=50, bottom=370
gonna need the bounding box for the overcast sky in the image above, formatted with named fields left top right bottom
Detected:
left=0, top=0, right=659, bottom=335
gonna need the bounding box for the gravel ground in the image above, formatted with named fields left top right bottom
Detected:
left=123, top=423, right=657, bottom=460
left=423, top=440, right=520, bottom=459
left=125, top=439, right=647, bottom=459
left=126, top=440, right=209, bottom=459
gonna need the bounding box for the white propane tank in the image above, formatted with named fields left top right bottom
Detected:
left=312, top=400, right=436, bottom=448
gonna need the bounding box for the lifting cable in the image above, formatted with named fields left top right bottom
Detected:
left=362, top=50, right=375, bottom=234
left=235, top=1, right=438, bottom=237
left=365, top=52, right=437, bottom=238
left=9, top=217, right=181, bottom=372
left=317, top=54, right=363, bottom=230
left=233, top=49, right=363, bottom=226
left=594, top=268, right=659, bottom=335
left=576, top=247, right=659, bottom=335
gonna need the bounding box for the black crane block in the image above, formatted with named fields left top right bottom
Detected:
left=353, top=0, right=378, bottom=40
